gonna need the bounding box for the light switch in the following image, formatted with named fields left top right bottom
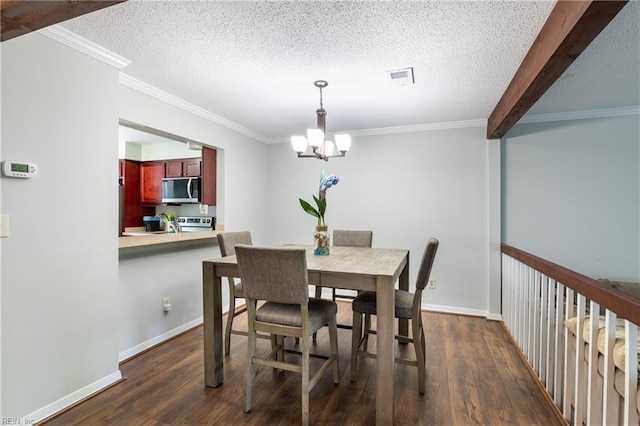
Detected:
left=199, top=204, right=208, bottom=215
left=0, top=214, right=8, bottom=238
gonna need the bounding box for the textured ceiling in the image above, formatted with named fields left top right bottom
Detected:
left=60, top=0, right=639, bottom=142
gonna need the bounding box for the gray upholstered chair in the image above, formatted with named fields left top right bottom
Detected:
left=236, top=245, right=339, bottom=426
left=217, top=231, right=269, bottom=354
left=314, top=230, right=373, bottom=301
left=350, top=237, right=438, bottom=394
left=312, top=230, right=373, bottom=341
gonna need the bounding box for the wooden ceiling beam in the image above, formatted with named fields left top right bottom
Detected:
left=487, top=0, right=629, bottom=139
left=1, top=0, right=126, bottom=42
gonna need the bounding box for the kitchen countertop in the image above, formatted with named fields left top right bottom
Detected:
left=118, top=231, right=219, bottom=249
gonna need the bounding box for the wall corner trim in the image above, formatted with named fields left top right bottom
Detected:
left=38, top=25, right=131, bottom=70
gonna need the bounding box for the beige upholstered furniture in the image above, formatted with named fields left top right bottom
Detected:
left=350, top=237, right=438, bottom=394
left=217, top=231, right=272, bottom=354
left=235, top=245, right=339, bottom=426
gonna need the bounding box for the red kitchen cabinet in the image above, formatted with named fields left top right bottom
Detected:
left=121, top=160, right=155, bottom=230
left=183, top=159, right=201, bottom=177
left=201, top=147, right=216, bottom=206
left=141, top=161, right=165, bottom=205
left=165, top=160, right=183, bottom=178
left=165, top=158, right=201, bottom=177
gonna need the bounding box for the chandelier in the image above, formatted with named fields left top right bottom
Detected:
left=291, top=80, right=351, bottom=161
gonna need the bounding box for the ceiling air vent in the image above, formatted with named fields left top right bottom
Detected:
left=387, top=67, right=414, bottom=86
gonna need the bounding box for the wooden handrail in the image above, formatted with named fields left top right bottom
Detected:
left=502, top=244, right=640, bottom=326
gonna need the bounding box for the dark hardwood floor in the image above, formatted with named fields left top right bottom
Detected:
left=42, top=303, right=565, bottom=425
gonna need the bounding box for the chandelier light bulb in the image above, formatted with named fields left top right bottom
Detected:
left=323, top=140, right=335, bottom=156
left=307, top=128, right=324, bottom=149
left=291, top=136, right=308, bottom=153
left=335, top=134, right=351, bottom=153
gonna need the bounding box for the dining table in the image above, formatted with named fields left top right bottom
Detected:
left=202, top=244, right=410, bottom=425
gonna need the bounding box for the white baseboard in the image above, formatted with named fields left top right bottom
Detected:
left=26, top=312, right=221, bottom=423
left=119, top=316, right=204, bottom=362
left=24, top=370, right=122, bottom=424
left=316, top=286, right=500, bottom=320
left=421, top=302, right=489, bottom=318
left=486, top=312, right=503, bottom=321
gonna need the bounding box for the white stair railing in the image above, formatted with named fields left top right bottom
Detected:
left=501, top=245, right=640, bottom=425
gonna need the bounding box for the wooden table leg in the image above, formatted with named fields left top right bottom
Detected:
left=203, top=261, right=224, bottom=387
left=398, top=253, right=410, bottom=342
left=376, top=274, right=395, bottom=425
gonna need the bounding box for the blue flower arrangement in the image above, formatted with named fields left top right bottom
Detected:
left=299, top=170, right=340, bottom=227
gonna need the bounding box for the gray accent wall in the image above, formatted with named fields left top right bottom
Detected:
left=502, top=115, right=640, bottom=282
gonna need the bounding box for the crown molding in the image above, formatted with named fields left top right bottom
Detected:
left=347, top=119, right=488, bottom=137
left=266, top=119, right=488, bottom=144
left=38, top=25, right=130, bottom=70
left=520, top=106, right=640, bottom=124
left=119, top=73, right=269, bottom=143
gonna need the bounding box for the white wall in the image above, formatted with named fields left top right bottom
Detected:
left=0, top=33, right=271, bottom=421
left=1, top=34, right=121, bottom=419
left=503, top=114, right=640, bottom=281
left=118, top=241, right=220, bottom=360
left=266, top=126, right=491, bottom=315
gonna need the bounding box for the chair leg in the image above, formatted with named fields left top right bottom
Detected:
left=301, top=331, right=310, bottom=426
left=244, top=301, right=257, bottom=413
left=420, top=324, right=426, bottom=364
left=276, top=335, right=285, bottom=364
left=412, top=318, right=426, bottom=394
left=312, top=286, right=323, bottom=342
left=225, top=284, right=236, bottom=355
left=328, top=316, right=339, bottom=384
left=351, top=311, right=363, bottom=381
left=363, top=314, right=371, bottom=352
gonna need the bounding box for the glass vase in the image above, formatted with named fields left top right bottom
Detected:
left=314, top=226, right=330, bottom=255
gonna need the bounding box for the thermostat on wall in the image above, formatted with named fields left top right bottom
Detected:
left=2, top=161, right=38, bottom=178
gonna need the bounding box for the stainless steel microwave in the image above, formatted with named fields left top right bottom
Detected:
left=162, top=177, right=200, bottom=204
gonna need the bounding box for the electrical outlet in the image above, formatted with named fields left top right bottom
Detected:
left=427, top=278, right=436, bottom=289
left=162, top=297, right=172, bottom=312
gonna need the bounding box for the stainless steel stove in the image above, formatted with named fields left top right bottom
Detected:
left=176, top=216, right=215, bottom=232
